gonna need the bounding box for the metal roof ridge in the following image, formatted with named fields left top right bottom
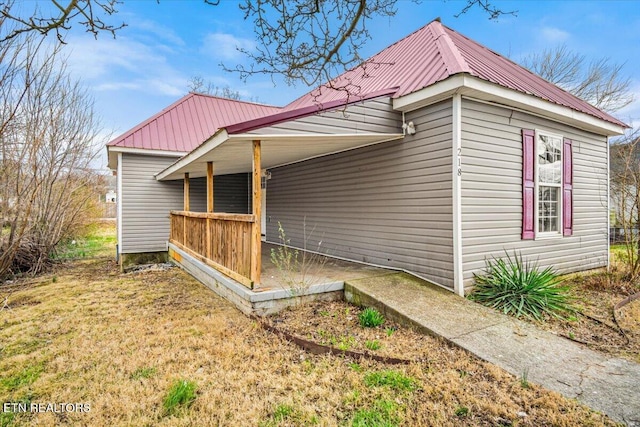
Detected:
left=187, top=91, right=283, bottom=109
left=430, top=21, right=472, bottom=75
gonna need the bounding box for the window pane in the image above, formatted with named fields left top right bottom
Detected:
left=538, top=134, right=562, bottom=184
left=538, top=186, right=559, bottom=233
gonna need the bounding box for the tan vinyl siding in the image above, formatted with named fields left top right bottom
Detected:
left=266, top=100, right=454, bottom=288
left=247, top=97, right=399, bottom=136
left=120, top=153, right=184, bottom=253
left=460, top=99, right=608, bottom=285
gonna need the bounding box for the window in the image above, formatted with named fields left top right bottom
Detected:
left=536, top=132, right=562, bottom=235
left=522, top=128, right=573, bottom=240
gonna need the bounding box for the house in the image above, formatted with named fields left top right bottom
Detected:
left=107, top=19, right=627, bottom=300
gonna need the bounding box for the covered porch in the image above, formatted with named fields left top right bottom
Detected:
left=158, top=126, right=403, bottom=295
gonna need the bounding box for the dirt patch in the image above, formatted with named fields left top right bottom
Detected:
left=270, top=301, right=453, bottom=364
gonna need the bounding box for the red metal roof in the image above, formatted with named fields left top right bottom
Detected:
left=283, top=20, right=626, bottom=128
left=109, top=20, right=625, bottom=156
left=107, top=93, right=281, bottom=151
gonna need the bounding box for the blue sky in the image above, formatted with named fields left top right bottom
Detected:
left=54, top=0, right=640, bottom=168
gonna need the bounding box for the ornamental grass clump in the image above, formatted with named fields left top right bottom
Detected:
left=359, top=307, right=385, bottom=328
left=469, top=251, right=576, bottom=321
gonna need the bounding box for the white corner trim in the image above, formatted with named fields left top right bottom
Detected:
left=117, top=152, right=123, bottom=257
left=155, top=129, right=230, bottom=181
left=393, top=74, right=626, bottom=136
left=452, top=93, right=464, bottom=297
left=607, top=137, right=611, bottom=270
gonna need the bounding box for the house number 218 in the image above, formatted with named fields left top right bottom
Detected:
left=457, top=148, right=462, bottom=176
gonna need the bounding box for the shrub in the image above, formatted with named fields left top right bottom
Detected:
left=163, top=379, right=197, bottom=416
left=469, top=251, right=575, bottom=321
left=359, top=307, right=385, bottom=328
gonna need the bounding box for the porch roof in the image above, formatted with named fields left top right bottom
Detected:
left=155, top=129, right=404, bottom=180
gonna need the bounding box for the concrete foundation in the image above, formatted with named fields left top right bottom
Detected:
left=120, top=251, right=168, bottom=271
left=168, top=243, right=345, bottom=316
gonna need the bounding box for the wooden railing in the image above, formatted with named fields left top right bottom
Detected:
left=169, top=211, right=256, bottom=288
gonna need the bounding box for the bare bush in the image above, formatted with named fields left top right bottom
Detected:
left=610, top=127, right=640, bottom=280
left=0, top=17, right=104, bottom=278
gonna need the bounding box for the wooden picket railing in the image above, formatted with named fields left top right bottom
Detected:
left=169, top=211, right=256, bottom=288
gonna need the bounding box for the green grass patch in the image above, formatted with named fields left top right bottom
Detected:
left=331, top=335, right=356, bottom=351
left=162, top=379, right=197, bottom=416
left=130, top=367, right=156, bottom=380
left=0, top=411, right=16, bottom=427
left=454, top=406, right=470, bottom=417
left=53, top=224, right=116, bottom=260
left=358, top=307, right=385, bottom=328
left=352, top=399, right=400, bottom=427
left=260, top=403, right=314, bottom=426
left=0, top=364, right=44, bottom=393
left=363, top=370, right=418, bottom=392
left=469, top=251, right=576, bottom=321
left=365, top=340, right=382, bottom=351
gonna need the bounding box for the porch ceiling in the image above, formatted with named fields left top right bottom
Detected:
left=156, top=131, right=404, bottom=180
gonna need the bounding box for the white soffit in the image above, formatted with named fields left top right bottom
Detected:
left=155, top=132, right=404, bottom=181
left=393, top=74, right=626, bottom=136
left=106, top=146, right=187, bottom=170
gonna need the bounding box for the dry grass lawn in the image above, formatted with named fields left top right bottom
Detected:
left=0, top=253, right=618, bottom=426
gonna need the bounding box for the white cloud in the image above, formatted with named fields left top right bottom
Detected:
left=94, top=81, right=142, bottom=92
left=201, top=32, right=255, bottom=60
left=65, top=34, right=187, bottom=97
left=134, top=19, right=186, bottom=47
left=539, top=26, right=571, bottom=43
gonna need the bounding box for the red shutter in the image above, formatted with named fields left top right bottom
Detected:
left=522, top=129, right=535, bottom=239
left=563, top=138, right=573, bottom=236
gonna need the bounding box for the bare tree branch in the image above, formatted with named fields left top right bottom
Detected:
left=0, top=0, right=516, bottom=95
left=0, top=0, right=125, bottom=43
left=223, top=0, right=516, bottom=93
left=522, top=44, right=634, bottom=113
left=454, top=0, right=517, bottom=20
left=187, top=76, right=259, bottom=102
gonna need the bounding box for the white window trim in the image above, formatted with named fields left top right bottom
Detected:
left=534, top=129, right=564, bottom=239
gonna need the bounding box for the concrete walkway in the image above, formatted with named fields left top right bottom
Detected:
left=344, top=272, right=640, bottom=426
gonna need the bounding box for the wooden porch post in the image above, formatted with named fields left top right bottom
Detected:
left=251, top=140, right=262, bottom=287
left=206, top=162, right=213, bottom=259
left=183, top=172, right=190, bottom=211
left=206, top=162, right=214, bottom=213
left=183, top=172, right=189, bottom=246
